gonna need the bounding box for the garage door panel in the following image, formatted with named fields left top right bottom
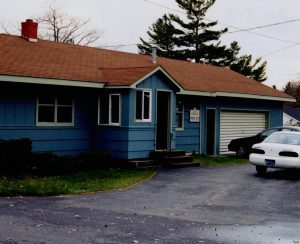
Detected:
left=220, top=111, right=267, bottom=154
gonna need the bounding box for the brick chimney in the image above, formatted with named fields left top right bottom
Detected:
left=21, top=19, right=38, bottom=42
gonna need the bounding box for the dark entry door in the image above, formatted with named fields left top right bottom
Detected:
left=206, top=109, right=216, bottom=155
left=156, top=91, right=171, bottom=150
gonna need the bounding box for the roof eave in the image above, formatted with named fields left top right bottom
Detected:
left=0, top=74, right=105, bottom=88
left=178, top=90, right=295, bottom=102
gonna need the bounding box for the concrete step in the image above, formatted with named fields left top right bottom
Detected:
left=166, top=161, right=199, bottom=168
left=150, top=150, right=186, bottom=159
left=128, top=159, right=158, bottom=168
left=164, top=155, right=194, bottom=164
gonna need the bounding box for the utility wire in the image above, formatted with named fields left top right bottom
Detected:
left=261, top=44, right=299, bottom=57
left=101, top=0, right=300, bottom=56
left=143, top=0, right=300, bottom=44
left=228, top=18, right=300, bottom=33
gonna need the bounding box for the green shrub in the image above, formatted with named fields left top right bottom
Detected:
left=30, top=151, right=113, bottom=176
left=76, top=151, right=112, bottom=170
left=0, top=138, right=32, bottom=176
left=30, top=153, right=80, bottom=176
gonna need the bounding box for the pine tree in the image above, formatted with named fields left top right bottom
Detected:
left=170, top=0, right=229, bottom=64
left=230, top=55, right=267, bottom=82
left=138, top=0, right=267, bottom=82
left=138, top=14, right=185, bottom=60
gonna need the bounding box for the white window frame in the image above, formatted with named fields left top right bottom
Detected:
left=36, top=97, right=74, bottom=126
left=109, top=94, right=121, bottom=126
left=176, top=100, right=184, bottom=131
left=135, top=89, right=152, bottom=122
left=98, top=94, right=121, bottom=126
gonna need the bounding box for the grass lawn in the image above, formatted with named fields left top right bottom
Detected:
left=0, top=168, right=156, bottom=197
left=194, top=155, right=249, bottom=167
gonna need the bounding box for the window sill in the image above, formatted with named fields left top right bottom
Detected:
left=176, top=128, right=184, bottom=131
left=135, top=120, right=152, bottom=123
left=98, top=124, right=121, bottom=127
left=36, top=122, right=74, bottom=127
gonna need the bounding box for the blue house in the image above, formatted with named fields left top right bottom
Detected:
left=0, top=19, right=294, bottom=159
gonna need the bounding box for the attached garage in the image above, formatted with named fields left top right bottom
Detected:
left=220, top=110, right=268, bottom=154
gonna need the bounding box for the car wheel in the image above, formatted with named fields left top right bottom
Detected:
left=256, top=165, right=267, bottom=176
left=236, top=147, right=247, bottom=157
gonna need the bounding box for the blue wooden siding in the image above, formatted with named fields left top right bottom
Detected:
left=0, top=83, right=95, bottom=155
left=176, top=95, right=284, bottom=155
left=127, top=73, right=177, bottom=159
left=94, top=73, right=178, bottom=159
left=0, top=78, right=284, bottom=159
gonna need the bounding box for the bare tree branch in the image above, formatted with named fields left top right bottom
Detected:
left=36, top=0, right=101, bottom=46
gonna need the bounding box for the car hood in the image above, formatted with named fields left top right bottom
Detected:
left=252, top=143, right=300, bottom=156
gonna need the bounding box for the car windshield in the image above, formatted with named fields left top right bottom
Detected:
left=264, top=133, right=300, bottom=145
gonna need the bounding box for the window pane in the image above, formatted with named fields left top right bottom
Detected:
left=38, top=106, right=55, bottom=123
left=136, top=91, right=142, bottom=120
left=57, top=97, right=73, bottom=106
left=261, top=129, right=277, bottom=137
left=110, top=95, right=120, bottom=124
left=39, top=97, right=55, bottom=105
left=143, top=92, right=150, bottom=120
left=57, top=107, right=73, bottom=123
left=99, top=95, right=109, bottom=124
left=176, top=113, right=183, bottom=128
left=176, top=100, right=183, bottom=112
left=176, top=100, right=183, bottom=128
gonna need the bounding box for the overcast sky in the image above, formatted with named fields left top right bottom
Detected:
left=1, top=0, right=300, bottom=89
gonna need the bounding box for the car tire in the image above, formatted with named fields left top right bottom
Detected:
left=236, top=147, right=247, bottom=157
left=256, top=165, right=267, bottom=176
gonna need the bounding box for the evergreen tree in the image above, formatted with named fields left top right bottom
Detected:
left=138, top=0, right=267, bottom=82
left=230, top=55, right=267, bottom=82
left=138, top=14, right=185, bottom=60
left=170, top=0, right=229, bottom=64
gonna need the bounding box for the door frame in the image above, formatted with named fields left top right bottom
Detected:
left=206, top=108, right=217, bottom=155
left=155, top=90, right=172, bottom=151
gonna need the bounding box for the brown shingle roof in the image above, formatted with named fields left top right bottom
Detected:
left=0, top=34, right=291, bottom=99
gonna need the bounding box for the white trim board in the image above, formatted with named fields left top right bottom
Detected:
left=130, top=67, right=184, bottom=92
left=0, top=75, right=104, bottom=88
left=178, top=90, right=295, bottom=102
left=0, top=74, right=294, bottom=102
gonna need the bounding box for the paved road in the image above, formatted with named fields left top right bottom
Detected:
left=0, top=164, right=300, bottom=244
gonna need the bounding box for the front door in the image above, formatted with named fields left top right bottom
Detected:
left=206, top=109, right=216, bottom=155
left=156, top=91, right=171, bottom=150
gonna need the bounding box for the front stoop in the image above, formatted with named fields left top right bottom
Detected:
left=150, top=150, right=199, bottom=168
left=127, top=159, right=159, bottom=168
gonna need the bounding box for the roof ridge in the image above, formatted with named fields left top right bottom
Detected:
left=99, top=65, right=158, bottom=70
left=1, top=33, right=147, bottom=57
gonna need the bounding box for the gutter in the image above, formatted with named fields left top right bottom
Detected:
left=178, top=90, right=295, bottom=102
left=0, top=75, right=104, bottom=88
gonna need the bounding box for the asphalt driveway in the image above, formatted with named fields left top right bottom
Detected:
left=0, top=164, right=300, bottom=243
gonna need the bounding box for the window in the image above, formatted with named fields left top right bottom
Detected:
left=260, top=128, right=279, bottom=139
left=135, top=90, right=151, bottom=122
left=176, top=100, right=184, bottom=130
left=37, top=97, right=74, bottom=125
left=98, top=94, right=121, bottom=126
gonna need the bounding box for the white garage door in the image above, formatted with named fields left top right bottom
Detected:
left=220, top=111, right=267, bottom=154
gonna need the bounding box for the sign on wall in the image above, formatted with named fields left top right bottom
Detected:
left=190, top=108, right=200, bottom=122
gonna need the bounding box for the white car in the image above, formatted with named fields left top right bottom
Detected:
left=249, top=131, right=300, bottom=175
